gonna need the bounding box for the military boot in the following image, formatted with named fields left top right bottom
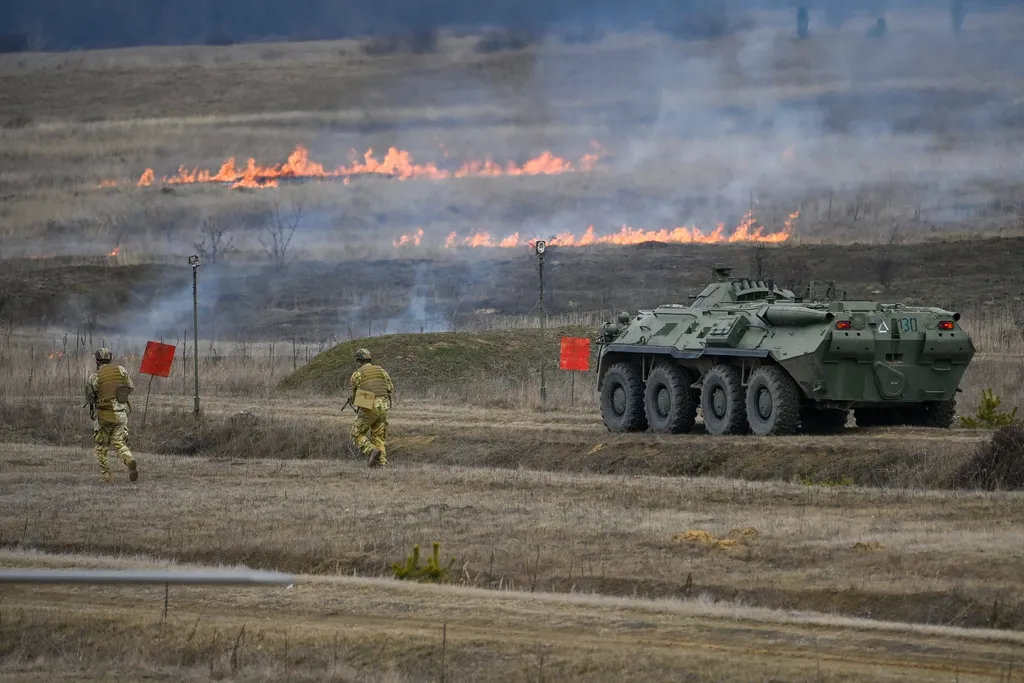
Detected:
left=126, top=457, right=139, bottom=482
left=101, top=471, right=113, bottom=484
left=367, top=447, right=382, bottom=468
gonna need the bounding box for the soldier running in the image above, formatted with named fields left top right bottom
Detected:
left=348, top=347, right=393, bottom=468
left=85, top=348, right=138, bottom=483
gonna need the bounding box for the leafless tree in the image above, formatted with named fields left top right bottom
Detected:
left=193, top=216, right=234, bottom=264
left=259, top=194, right=307, bottom=270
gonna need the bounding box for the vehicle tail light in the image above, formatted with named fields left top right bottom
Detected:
left=835, top=320, right=852, bottom=330
left=938, top=321, right=955, bottom=330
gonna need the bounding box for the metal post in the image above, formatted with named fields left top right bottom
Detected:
left=140, top=374, right=155, bottom=431
left=189, top=255, right=200, bottom=414
left=536, top=241, right=547, bottom=403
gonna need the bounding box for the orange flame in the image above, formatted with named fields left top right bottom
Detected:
left=48, top=351, right=64, bottom=359
left=106, top=143, right=604, bottom=190
left=108, top=246, right=121, bottom=257
left=402, top=211, right=798, bottom=250
left=392, top=227, right=424, bottom=247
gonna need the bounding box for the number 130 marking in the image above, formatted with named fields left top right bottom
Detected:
left=899, top=317, right=918, bottom=333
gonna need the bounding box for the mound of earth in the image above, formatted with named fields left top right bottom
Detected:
left=278, top=326, right=597, bottom=395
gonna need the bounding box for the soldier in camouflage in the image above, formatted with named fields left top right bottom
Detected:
left=348, top=347, right=393, bottom=468
left=84, top=348, right=138, bottom=483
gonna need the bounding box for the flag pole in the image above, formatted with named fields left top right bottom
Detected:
left=140, top=374, right=155, bottom=431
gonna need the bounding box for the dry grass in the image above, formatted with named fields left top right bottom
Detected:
left=0, top=393, right=994, bottom=492
left=5, top=550, right=1024, bottom=682
left=2, top=445, right=1024, bottom=634
left=2, top=298, right=1021, bottom=414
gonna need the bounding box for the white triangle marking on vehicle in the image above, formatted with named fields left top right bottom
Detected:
left=878, top=320, right=889, bottom=333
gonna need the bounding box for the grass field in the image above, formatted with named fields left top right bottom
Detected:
left=3, top=5, right=1024, bottom=681
left=3, top=446, right=1024, bottom=682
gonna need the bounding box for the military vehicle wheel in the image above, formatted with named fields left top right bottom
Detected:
left=700, top=365, right=747, bottom=435
left=644, top=364, right=698, bottom=434
left=745, top=365, right=801, bottom=436
left=800, top=407, right=849, bottom=434
left=600, top=362, right=648, bottom=432
left=902, top=399, right=957, bottom=428
left=922, top=399, right=956, bottom=428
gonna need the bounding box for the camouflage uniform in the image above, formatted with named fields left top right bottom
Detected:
left=348, top=348, right=394, bottom=468
left=85, top=348, right=138, bottom=483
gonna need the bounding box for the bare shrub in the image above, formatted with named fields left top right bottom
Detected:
left=193, top=216, right=234, bottom=264
left=259, top=195, right=306, bottom=270
left=954, top=423, right=1024, bottom=490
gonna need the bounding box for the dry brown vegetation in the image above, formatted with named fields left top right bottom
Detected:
left=2, top=302, right=1021, bottom=416
left=4, top=446, right=1024, bottom=650
left=6, top=549, right=1024, bottom=683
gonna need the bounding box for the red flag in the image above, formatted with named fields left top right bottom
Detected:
left=559, top=337, right=591, bottom=371
left=139, top=341, right=176, bottom=378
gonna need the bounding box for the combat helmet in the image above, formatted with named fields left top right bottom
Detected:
left=355, top=348, right=372, bottom=362
left=94, top=348, right=112, bottom=363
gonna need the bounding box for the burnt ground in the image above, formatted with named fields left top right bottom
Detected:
left=1, top=235, right=1022, bottom=342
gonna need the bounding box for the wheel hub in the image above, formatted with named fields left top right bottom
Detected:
left=612, top=386, right=626, bottom=414
left=711, top=386, right=727, bottom=418
left=757, top=386, right=773, bottom=419
left=656, top=385, right=671, bottom=416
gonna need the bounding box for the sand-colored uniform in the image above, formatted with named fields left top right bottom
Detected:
left=348, top=363, right=393, bottom=466
left=85, top=364, right=136, bottom=481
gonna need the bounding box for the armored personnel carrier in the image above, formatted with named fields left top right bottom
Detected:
left=596, top=266, right=975, bottom=436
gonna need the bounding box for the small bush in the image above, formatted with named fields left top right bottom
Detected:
left=391, top=542, right=457, bottom=583
left=954, top=423, right=1024, bottom=490
left=959, top=388, right=1019, bottom=429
